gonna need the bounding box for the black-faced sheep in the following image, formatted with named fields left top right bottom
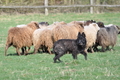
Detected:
left=84, top=20, right=96, bottom=26
left=53, top=32, right=87, bottom=63
left=97, top=22, right=105, bottom=28
left=5, top=21, right=39, bottom=56
left=39, top=22, right=49, bottom=29
left=84, top=23, right=100, bottom=53
left=39, top=22, right=49, bottom=26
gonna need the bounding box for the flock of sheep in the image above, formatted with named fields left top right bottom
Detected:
left=4, top=20, right=119, bottom=61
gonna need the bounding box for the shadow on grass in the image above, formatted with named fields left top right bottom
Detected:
left=6, top=52, right=34, bottom=56
left=6, top=51, right=53, bottom=56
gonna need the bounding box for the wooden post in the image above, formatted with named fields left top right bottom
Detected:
left=44, top=0, right=48, bottom=15
left=96, top=0, right=100, bottom=13
left=90, top=0, right=93, bottom=14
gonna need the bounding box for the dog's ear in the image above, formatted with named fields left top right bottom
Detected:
left=82, top=32, right=86, bottom=37
left=78, top=32, right=81, bottom=36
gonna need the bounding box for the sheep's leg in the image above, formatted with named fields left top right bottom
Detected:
left=47, top=47, right=52, bottom=54
left=84, top=48, right=88, bottom=54
left=25, top=47, right=30, bottom=55
left=5, top=45, right=10, bottom=56
left=21, top=47, right=27, bottom=55
left=93, top=44, right=99, bottom=51
left=38, top=49, right=41, bottom=53
left=101, top=46, right=106, bottom=52
left=27, top=47, right=30, bottom=52
left=106, top=46, right=110, bottom=50
left=33, top=46, right=39, bottom=54
left=21, top=47, right=25, bottom=54
left=5, top=44, right=12, bottom=56
left=16, top=47, right=21, bottom=56
left=111, top=46, right=115, bottom=51
left=41, top=46, right=45, bottom=52
left=90, top=47, right=94, bottom=53
left=45, top=47, right=49, bottom=53
left=81, top=51, right=87, bottom=60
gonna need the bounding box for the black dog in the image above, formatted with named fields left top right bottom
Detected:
left=53, top=32, right=87, bottom=63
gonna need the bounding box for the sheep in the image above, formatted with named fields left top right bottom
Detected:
left=94, top=25, right=119, bottom=52
left=33, top=21, right=68, bottom=54
left=116, top=25, right=120, bottom=34
left=84, top=20, right=96, bottom=26
left=39, top=22, right=49, bottom=29
left=104, top=25, right=119, bottom=50
left=39, top=22, right=49, bottom=26
left=33, top=28, right=53, bottom=54
left=16, top=22, right=49, bottom=53
left=84, top=23, right=100, bottom=53
left=32, top=24, right=56, bottom=54
left=53, top=32, right=87, bottom=63
left=32, top=21, right=84, bottom=54
left=94, top=28, right=110, bottom=52
left=97, top=22, right=105, bottom=28
left=5, top=21, right=39, bottom=56
left=52, top=22, right=70, bottom=43
left=52, top=21, right=84, bottom=43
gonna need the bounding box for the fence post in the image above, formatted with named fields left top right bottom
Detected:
left=44, top=0, right=48, bottom=15
left=90, top=0, right=93, bottom=14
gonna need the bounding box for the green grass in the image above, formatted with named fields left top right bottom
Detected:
left=0, top=13, right=120, bottom=80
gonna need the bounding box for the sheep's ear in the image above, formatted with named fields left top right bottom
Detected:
left=34, top=22, right=39, bottom=28
left=82, top=32, right=86, bottom=37
left=79, top=22, right=84, bottom=28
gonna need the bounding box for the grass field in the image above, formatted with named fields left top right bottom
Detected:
left=0, top=13, right=120, bottom=80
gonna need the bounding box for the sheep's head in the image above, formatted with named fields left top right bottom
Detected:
left=97, top=22, right=105, bottom=28
left=39, top=22, right=49, bottom=26
left=91, top=23, right=100, bottom=31
left=70, top=21, right=84, bottom=33
left=27, top=21, right=40, bottom=30
left=113, top=25, right=119, bottom=34
left=84, top=20, right=96, bottom=26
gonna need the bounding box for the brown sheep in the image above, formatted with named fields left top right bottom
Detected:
left=32, top=24, right=56, bottom=54
left=33, top=22, right=67, bottom=54
left=5, top=21, right=39, bottom=56
left=52, top=23, right=70, bottom=43
left=52, top=21, right=84, bottom=43
left=33, top=28, right=54, bottom=54
left=32, top=21, right=84, bottom=54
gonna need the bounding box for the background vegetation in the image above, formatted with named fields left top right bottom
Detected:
left=0, top=13, right=120, bottom=80
left=0, top=0, right=120, bottom=14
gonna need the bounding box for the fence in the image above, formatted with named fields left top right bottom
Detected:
left=0, top=0, right=120, bottom=15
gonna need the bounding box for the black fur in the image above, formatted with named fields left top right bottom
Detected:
left=53, top=32, right=87, bottom=63
left=39, top=22, right=49, bottom=26
left=97, top=22, right=105, bottom=28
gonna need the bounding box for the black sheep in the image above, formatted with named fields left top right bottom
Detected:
left=53, top=32, right=87, bottom=63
